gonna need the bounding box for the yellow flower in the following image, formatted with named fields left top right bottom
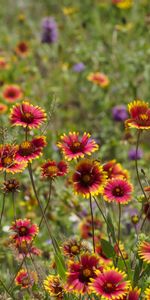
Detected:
left=62, top=6, right=78, bottom=16
left=115, top=0, right=133, bottom=9
left=115, top=22, right=133, bottom=32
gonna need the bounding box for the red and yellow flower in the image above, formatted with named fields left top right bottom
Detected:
left=0, top=103, right=8, bottom=114
left=16, top=136, right=47, bottom=162
left=90, top=268, right=130, bottom=299
left=103, top=178, right=133, bottom=204
left=103, top=160, right=129, bottom=180
left=41, top=160, right=68, bottom=179
left=122, top=287, right=140, bottom=300
left=72, top=159, right=107, bottom=198
left=62, top=238, right=88, bottom=257
left=44, top=275, right=64, bottom=298
left=10, top=101, right=47, bottom=129
left=10, top=218, right=39, bottom=244
left=144, top=287, right=150, bottom=300
left=125, top=100, right=150, bottom=130
left=79, top=216, right=103, bottom=239
left=0, top=144, right=27, bottom=173
left=65, top=253, right=101, bottom=294
left=15, top=41, right=29, bottom=57
left=0, top=57, right=9, bottom=69
left=15, top=269, right=38, bottom=289
left=87, top=72, right=109, bottom=88
left=138, top=241, right=150, bottom=263
left=10, top=240, right=41, bottom=260
left=3, top=84, right=23, bottom=103
left=57, top=132, right=98, bottom=161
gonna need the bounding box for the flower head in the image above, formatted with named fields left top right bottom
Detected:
left=103, top=178, right=133, bottom=204
left=138, top=241, right=150, bottom=263
left=72, top=62, right=85, bottom=72
left=65, top=253, right=101, bottom=294
left=103, top=160, right=129, bottom=180
left=122, top=287, right=140, bottom=300
left=57, top=132, right=98, bottom=161
left=72, top=159, right=107, bottom=198
left=10, top=101, right=47, bottom=129
left=10, top=240, right=41, bottom=260
left=128, top=147, right=143, bottom=160
left=0, top=103, right=8, bottom=114
left=87, top=72, right=109, bottom=88
left=41, top=159, right=68, bottom=179
left=41, top=17, right=58, bottom=44
left=112, top=0, right=133, bottom=9
left=79, top=216, right=103, bottom=239
left=126, top=100, right=150, bottom=130
left=0, top=57, right=9, bottom=69
left=90, top=268, right=130, bottom=299
left=15, top=269, right=37, bottom=289
left=16, top=136, right=47, bottom=162
left=15, top=41, right=29, bottom=57
left=144, top=287, right=150, bottom=300
left=0, top=144, right=27, bottom=173
left=3, top=84, right=23, bottom=103
left=112, top=105, right=128, bottom=122
left=2, top=179, right=19, bottom=193
left=62, top=238, right=88, bottom=257
left=10, top=218, right=39, bottom=244
left=44, top=275, right=63, bottom=298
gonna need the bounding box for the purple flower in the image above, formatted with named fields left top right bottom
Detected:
left=72, top=62, right=85, bottom=72
left=112, top=105, right=128, bottom=122
left=128, top=147, right=143, bottom=160
left=41, top=17, right=58, bottom=44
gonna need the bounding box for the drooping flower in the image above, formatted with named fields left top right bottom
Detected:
left=72, top=159, right=107, bottom=198
left=44, top=275, right=64, bottom=298
left=57, top=132, right=98, bottom=161
left=16, top=136, right=47, bottom=162
left=138, top=241, right=150, bottom=263
left=65, top=253, right=101, bottom=294
left=90, top=268, right=130, bottom=299
left=79, top=216, right=103, bottom=239
left=144, top=287, right=150, bottom=300
left=112, top=105, right=128, bottom=122
left=0, top=144, right=27, bottom=173
left=41, top=17, right=58, bottom=44
left=15, top=41, right=29, bottom=57
left=15, top=269, right=38, bottom=289
left=2, top=179, right=20, bottom=193
left=128, top=147, right=143, bottom=160
left=10, top=101, right=47, bottom=129
left=72, top=62, right=85, bottom=72
left=10, top=240, right=41, bottom=260
left=0, top=103, right=8, bottom=114
left=62, top=238, right=88, bottom=257
left=125, top=100, right=150, bottom=130
left=10, top=219, right=39, bottom=244
left=3, top=84, right=23, bottom=103
left=103, top=160, right=129, bottom=180
left=103, top=178, right=133, bottom=204
left=87, top=72, right=109, bottom=88
left=41, top=160, right=68, bottom=179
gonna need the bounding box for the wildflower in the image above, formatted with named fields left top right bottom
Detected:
left=41, top=160, right=68, bottom=179
left=41, top=17, right=58, bottom=44
left=125, top=100, right=150, bottom=130
left=0, top=144, right=27, bottom=173
left=114, top=242, right=128, bottom=259
left=0, top=103, right=8, bottom=114
left=122, top=287, right=140, bottom=300
left=66, top=253, right=101, bottom=294
left=16, top=136, right=47, bottom=162
left=57, top=132, right=98, bottom=161
left=72, top=62, right=85, bottom=72
left=10, top=101, right=46, bottom=129
left=87, top=72, right=109, bottom=88
left=112, top=0, right=133, bottom=9
left=10, top=218, right=39, bottom=244
left=62, top=238, right=88, bottom=257
left=44, top=275, right=63, bottom=298
left=103, top=160, right=129, bottom=180
left=103, top=178, right=133, bottom=204
left=115, top=23, right=133, bottom=33
left=144, top=287, right=150, bottom=300
left=90, top=268, right=130, bottom=299
left=15, top=41, right=29, bottom=57
left=62, top=6, right=77, bottom=16
left=128, top=147, right=143, bottom=160
left=10, top=240, right=41, bottom=260
left=72, top=159, right=107, bottom=198
left=3, top=84, right=23, bottom=103
left=79, top=216, right=103, bottom=239
left=0, top=57, right=8, bottom=69
left=112, top=105, right=128, bottom=122
left=138, top=241, right=150, bottom=263
left=15, top=269, right=37, bottom=289
left=2, top=179, right=19, bottom=193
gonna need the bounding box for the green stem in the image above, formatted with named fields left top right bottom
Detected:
left=0, top=278, right=16, bottom=300
left=89, top=194, right=95, bottom=253
left=39, top=179, right=52, bottom=228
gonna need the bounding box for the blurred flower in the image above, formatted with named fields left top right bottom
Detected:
left=138, top=241, right=150, bottom=263
left=0, top=57, right=9, bottom=69
left=15, top=41, right=29, bottom=57
left=17, top=14, right=26, bottom=23
left=62, top=6, right=78, bottom=16
left=103, top=160, right=129, bottom=180
left=44, top=275, right=64, bottom=298
left=103, top=178, right=133, bottom=204
left=3, top=84, right=23, bottom=103
left=41, top=160, right=68, bottom=179
left=2, top=179, right=19, bottom=193
left=15, top=269, right=37, bottom=289
left=57, top=132, right=98, bottom=161
left=112, top=105, right=128, bottom=122
left=144, top=287, right=150, bottom=300
left=79, top=216, right=103, bottom=239
left=87, top=72, right=109, bottom=88
left=126, top=100, right=150, bottom=130
left=90, top=268, right=130, bottom=299
left=41, top=17, right=58, bottom=44
left=72, top=62, right=85, bottom=72
left=10, top=218, right=39, bottom=244
left=62, top=238, right=88, bottom=257
left=128, top=147, right=143, bottom=160
left=123, top=287, right=141, bottom=300
left=115, top=23, right=133, bottom=32
left=10, top=101, right=47, bottom=129
left=0, top=103, right=8, bottom=114
left=114, top=242, right=128, bottom=259
left=10, top=240, right=41, bottom=260
left=16, top=136, right=47, bottom=162
left=72, top=159, right=107, bottom=198
left=112, top=0, right=133, bottom=9
left=0, top=144, right=27, bottom=173
left=65, top=253, right=101, bottom=294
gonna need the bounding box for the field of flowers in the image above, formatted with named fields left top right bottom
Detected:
left=0, top=0, right=150, bottom=299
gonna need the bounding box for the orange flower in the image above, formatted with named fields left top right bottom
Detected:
left=87, top=72, right=109, bottom=88
left=0, top=57, right=9, bottom=69
left=0, top=103, right=7, bottom=114
left=3, top=84, right=23, bottom=102
left=15, top=41, right=29, bottom=57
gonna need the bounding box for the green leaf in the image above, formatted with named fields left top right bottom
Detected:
left=133, top=259, right=143, bottom=286
left=101, top=239, right=115, bottom=258
left=106, top=213, right=116, bottom=243
left=54, top=253, right=66, bottom=281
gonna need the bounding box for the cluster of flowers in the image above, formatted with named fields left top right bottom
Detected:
left=1, top=100, right=150, bottom=298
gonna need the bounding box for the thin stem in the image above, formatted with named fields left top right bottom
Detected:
left=0, top=278, right=16, bottom=300
left=0, top=193, right=6, bottom=228
left=39, top=179, right=52, bottom=228
left=118, top=203, right=121, bottom=246
left=89, top=194, right=95, bottom=253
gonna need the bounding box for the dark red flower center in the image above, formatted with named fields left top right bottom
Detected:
left=19, top=141, right=34, bottom=156
left=103, top=282, right=116, bottom=293
left=70, top=141, right=82, bottom=153
left=6, top=88, right=18, bottom=98
left=21, top=112, right=34, bottom=123
left=112, top=186, right=124, bottom=197
left=79, top=268, right=93, bottom=283
left=18, top=226, right=28, bottom=236
left=18, top=42, right=28, bottom=52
